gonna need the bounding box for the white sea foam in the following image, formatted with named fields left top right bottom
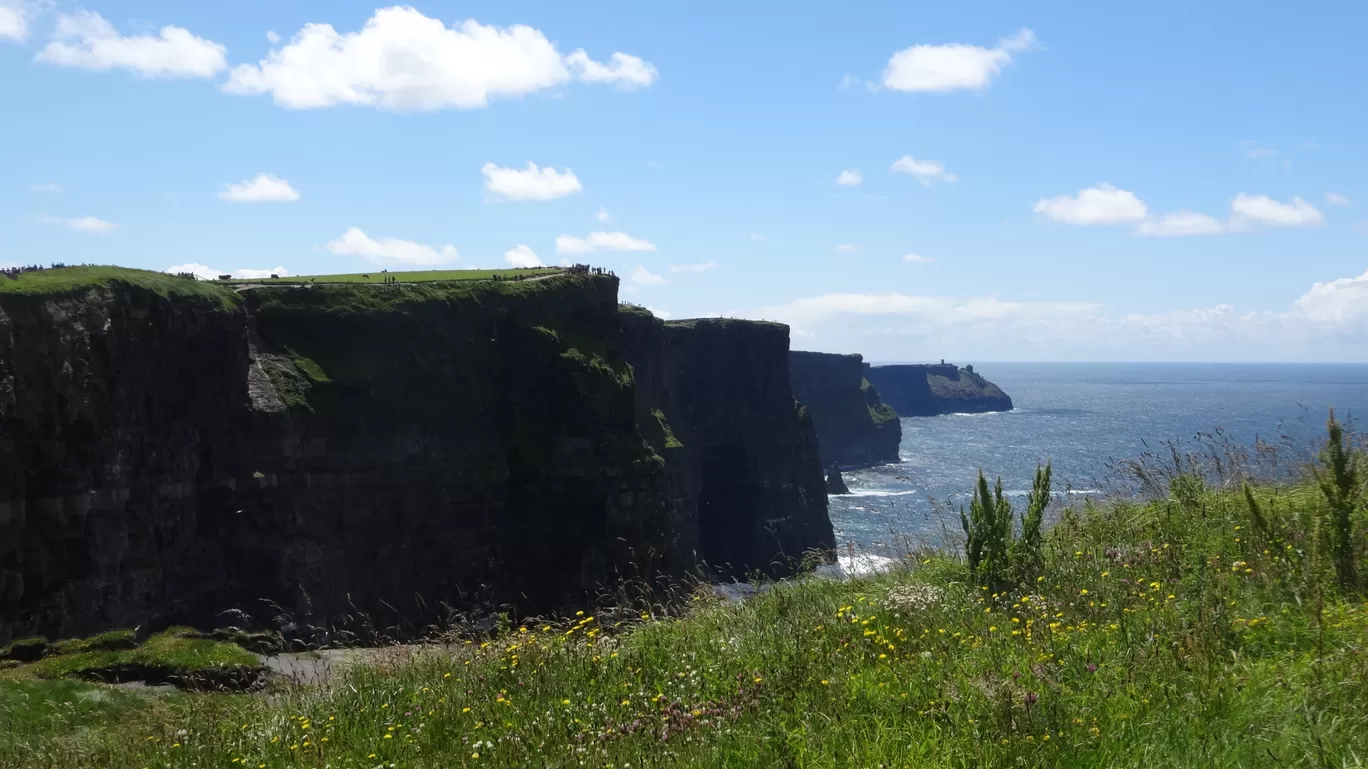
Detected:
left=816, top=553, right=898, bottom=579
left=844, top=489, right=918, bottom=498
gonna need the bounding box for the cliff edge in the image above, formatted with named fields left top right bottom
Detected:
left=788, top=351, right=901, bottom=469
left=862, top=363, right=1013, bottom=417
left=621, top=310, right=833, bottom=578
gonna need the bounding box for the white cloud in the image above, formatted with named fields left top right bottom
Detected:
left=37, top=10, right=227, bottom=78
left=631, top=265, right=665, bottom=285
left=1230, top=194, right=1323, bottom=228
left=890, top=156, right=957, bottom=185
left=903, top=253, right=934, bottom=263
left=166, top=263, right=291, bottom=280
left=503, top=244, right=544, bottom=268
left=565, top=49, right=657, bottom=88
left=1033, top=183, right=1148, bottom=225
left=67, top=216, right=117, bottom=233
left=1, top=0, right=32, bottom=41
left=836, top=169, right=863, bottom=187
left=224, top=7, right=655, bottom=110
left=265, top=30, right=280, bottom=44
left=1325, top=192, right=1351, bottom=207
left=739, top=265, right=1368, bottom=361
left=750, top=233, right=766, bottom=242
left=882, top=28, right=1037, bottom=93
left=30, top=182, right=61, bottom=193
left=481, top=162, right=582, bottom=201
left=596, top=207, right=611, bottom=222
left=834, top=243, right=861, bottom=254
left=218, top=173, right=300, bottom=202
left=40, top=215, right=117, bottom=233
left=1296, top=269, right=1368, bottom=325
left=668, top=262, right=717, bottom=273
left=1136, top=210, right=1225, bottom=237
left=1244, top=145, right=1277, bottom=160
left=326, top=227, right=459, bottom=265
left=555, top=231, right=656, bottom=255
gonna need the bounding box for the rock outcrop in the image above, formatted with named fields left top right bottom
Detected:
left=862, top=363, right=1013, bottom=417
left=621, top=310, right=833, bottom=578
left=0, top=270, right=834, bottom=644
left=825, top=466, right=850, bottom=496
left=788, top=351, right=901, bottom=469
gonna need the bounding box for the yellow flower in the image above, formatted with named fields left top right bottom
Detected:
left=821, top=680, right=829, bottom=685
left=1079, top=588, right=1089, bottom=595
left=383, top=734, right=393, bottom=740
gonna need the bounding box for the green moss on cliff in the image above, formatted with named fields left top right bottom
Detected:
left=0, top=266, right=239, bottom=308
left=652, top=408, right=683, bottom=449
left=868, top=402, right=899, bottom=425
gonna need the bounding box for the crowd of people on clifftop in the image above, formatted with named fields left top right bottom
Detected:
left=1, top=263, right=67, bottom=280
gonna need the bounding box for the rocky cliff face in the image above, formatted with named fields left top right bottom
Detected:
left=621, top=311, right=833, bottom=577
left=0, top=272, right=837, bottom=644
left=863, top=363, right=1013, bottom=416
left=788, top=351, right=901, bottom=469
left=0, top=274, right=677, bottom=644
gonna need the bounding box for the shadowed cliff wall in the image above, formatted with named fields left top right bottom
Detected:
left=621, top=311, right=833, bottom=577
left=788, top=351, right=901, bottom=469
left=0, top=275, right=671, bottom=643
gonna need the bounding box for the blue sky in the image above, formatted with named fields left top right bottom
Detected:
left=3, top=0, right=1367, bottom=362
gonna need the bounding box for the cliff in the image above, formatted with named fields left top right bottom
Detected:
left=0, top=268, right=835, bottom=644
left=621, top=311, right=833, bottom=577
left=863, top=363, right=1013, bottom=417
left=788, top=351, right=901, bottom=469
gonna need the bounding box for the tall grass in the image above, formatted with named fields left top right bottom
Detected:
left=2, top=417, right=1366, bottom=768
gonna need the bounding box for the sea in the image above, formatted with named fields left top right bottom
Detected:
left=830, top=363, right=1368, bottom=562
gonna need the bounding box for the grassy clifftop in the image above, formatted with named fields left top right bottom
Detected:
left=0, top=266, right=240, bottom=307
left=4, top=419, right=1365, bottom=767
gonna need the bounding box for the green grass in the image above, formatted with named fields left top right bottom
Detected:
left=868, top=402, right=899, bottom=425
left=0, top=266, right=239, bottom=307
left=224, top=267, right=563, bottom=285
left=5, top=629, right=261, bottom=689
left=4, top=455, right=1367, bottom=767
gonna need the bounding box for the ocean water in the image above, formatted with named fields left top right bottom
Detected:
left=831, top=363, right=1368, bottom=556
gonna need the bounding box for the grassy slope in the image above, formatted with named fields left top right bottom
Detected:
left=3, top=474, right=1365, bottom=768
left=224, top=267, right=564, bottom=284
left=0, top=266, right=238, bottom=307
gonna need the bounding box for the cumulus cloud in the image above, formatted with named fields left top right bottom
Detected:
left=37, top=10, right=227, bottom=78
left=596, top=207, right=611, bottom=222
left=882, top=28, right=1037, bottom=93
left=1, top=0, right=33, bottom=42
left=837, top=169, right=863, bottom=186
left=1136, top=210, right=1225, bottom=237
left=1229, top=194, right=1323, bottom=228
left=1033, top=183, right=1148, bottom=225
left=555, top=231, right=656, bottom=255
left=834, top=243, right=861, bottom=254
left=218, top=173, right=300, bottom=202
left=668, top=262, right=717, bottom=273
left=903, top=253, right=934, bottom=263
left=1325, top=192, right=1351, bottom=207
left=40, top=214, right=117, bottom=233
left=564, top=49, right=657, bottom=87
left=890, top=156, right=957, bottom=185
left=503, top=244, right=544, bottom=267
left=630, top=265, right=665, bottom=285
left=326, top=227, right=459, bottom=265
left=481, top=162, right=582, bottom=201
left=166, top=263, right=290, bottom=280
left=224, top=7, right=656, bottom=110
left=1295, top=269, right=1368, bottom=325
